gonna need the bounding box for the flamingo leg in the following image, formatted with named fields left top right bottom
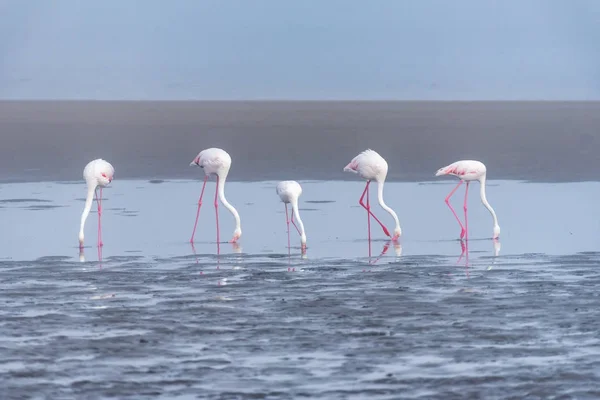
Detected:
left=190, top=242, right=199, bottom=265
left=358, top=181, right=372, bottom=257
left=285, top=203, right=291, bottom=249
left=216, top=180, right=221, bottom=268
left=286, top=206, right=292, bottom=265
left=214, top=176, right=220, bottom=244
left=464, top=182, right=470, bottom=240
left=367, top=183, right=372, bottom=257
left=444, top=180, right=466, bottom=239
left=95, top=187, right=103, bottom=248
left=190, top=176, right=208, bottom=243
left=290, top=209, right=302, bottom=235
left=98, top=245, right=103, bottom=267
left=359, top=181, right=391, bottom=238
left=216, top=239, right=221, bottom=268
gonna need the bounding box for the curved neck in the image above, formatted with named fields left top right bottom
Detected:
left=79, top=184, right=97, bottom=241
left=217, top=175, right=241, bottom=231
left=291, top=198, right=306, bottom=243
left=479, top=176, right=499, bottom=227
left=376, top=180, right=401, bottom=233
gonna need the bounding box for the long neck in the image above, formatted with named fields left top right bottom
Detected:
left=291, top=198, right=307, bottom=244
left=217, top=175, right=241, bottom=232
left=79, top=184, right=96, bottom=243
left=376, top=180, right=401, bottom=235
left=479, top=175, right=499, bottom=227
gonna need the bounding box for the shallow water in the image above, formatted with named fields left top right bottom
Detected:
left=1, top=179, right=600, bottom=398
left=0, top=179, right=599, bottom=259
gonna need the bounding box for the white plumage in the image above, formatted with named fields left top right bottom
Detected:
left=343, top=149, right=401, bottom=240
left=343, top=149, right=388, bottom=182
left=276, top=180, right=307, bottom=249
left=435, top=159, right=500, bottom=239
left=189, top=147, right=242, bottom=243
left=79, top=158, right=114, bottom=248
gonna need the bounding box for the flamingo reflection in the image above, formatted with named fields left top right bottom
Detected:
left=456, top=238, right=501, bottom=277
left=78, top=245, right=103, bottom=267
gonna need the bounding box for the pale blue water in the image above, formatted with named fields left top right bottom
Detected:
left=1, top=179, right=598, bottom=260
left=1, top=179, right=600, bottom=399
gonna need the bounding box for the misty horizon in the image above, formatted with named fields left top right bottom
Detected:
left=1, top=0, right=599, bottom=100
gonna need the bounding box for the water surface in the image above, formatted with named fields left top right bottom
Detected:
left=1, top=179, right=600, bottom=399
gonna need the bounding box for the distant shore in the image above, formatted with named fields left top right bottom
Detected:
left=0, top=100, right=599, bottom=183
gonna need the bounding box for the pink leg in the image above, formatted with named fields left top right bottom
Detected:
left=290, top=209, right=301, bottom=235
left=190, top=242, right=199, bottom=265
left=214, top=176, right=220, bottom=244
left=216, top=240, right=220, bottom=269
left=366, top=183, right=371, bottom=256
left=190, top=176, right=208, bottom=243
left=464, top=182, right=470, bottom=241
left=359, top=181, right=391, bottom=237
left=95, top=187, right=103, bottom=247
left=97, top=245, right=103, bottom=267
left=445, top=181, right=466, bottom=239
left=358, top=182, right=372, bottom=257
left=285, top=203, right=291, bottom=249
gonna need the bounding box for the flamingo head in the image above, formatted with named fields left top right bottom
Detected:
left=189, top=156, right=200, bottom=167
left=393, top=227, right=402, bottom=240
left=300, top=233, right=307, bottom=248
left=98, top=172, right=113, bottom=185
left=435, top=167, right=447, bottom=177
left=231, top=228, right=242, bottom=243
left=493, top=225, right=501, bottom=239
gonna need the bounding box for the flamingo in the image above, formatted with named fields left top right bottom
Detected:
left=343, top=149, right=401, bottom=242
left=435, top=160, right=500, bottom=240
left=78, top=159, right=114, bottom=249
left=189, top=148, right=241, bottom=244
left=276, top=180, right=307, bottom=251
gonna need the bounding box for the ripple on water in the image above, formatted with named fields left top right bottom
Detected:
left=0, top=252, right=600, bottom=398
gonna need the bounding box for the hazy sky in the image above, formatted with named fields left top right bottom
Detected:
left=1, top=0, right=599, bottom=100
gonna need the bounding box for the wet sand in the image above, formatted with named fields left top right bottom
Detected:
left=3, top=250, right=600, bottom=399
left=1, top=101, right=599, bottom=183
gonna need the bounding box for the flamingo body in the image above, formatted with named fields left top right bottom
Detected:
left=189, top=147, right=242, bottom=243
left=276, top=180, right=302, bottom=203
left=276, top=180, right=307, bottom=249
left=435, top=160, right=486, bottom=181
left=190, top=148, right=232, bottom=176
left=343, top=149, right=388, bottom=182
left=343, top=149, right=401, bottom=240
left=435, top=160, right=500, bottom=239
left=79, top=158, right=114, bottom=248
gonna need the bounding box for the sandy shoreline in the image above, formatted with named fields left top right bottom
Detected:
left=0, top=100, right=598, bottom=183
